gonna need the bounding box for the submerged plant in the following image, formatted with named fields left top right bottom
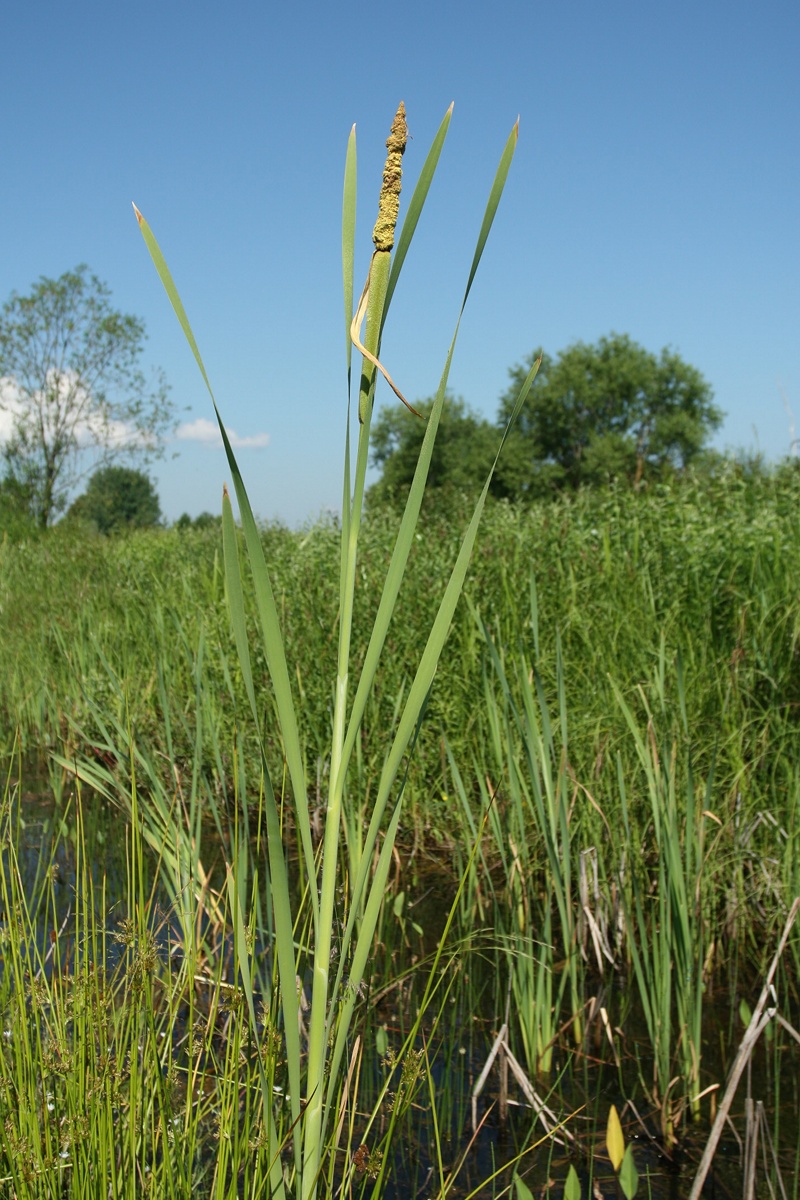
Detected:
left=134, top=102, right=539, bottom=1200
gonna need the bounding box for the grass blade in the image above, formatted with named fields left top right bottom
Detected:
left=342, top=124, right=357, bottom=381
left=133, top=206, right=318, bottom=912
left=462, top=118, right=519, bottom=307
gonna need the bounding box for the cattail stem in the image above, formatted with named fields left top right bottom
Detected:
left=304, top=101, right=410, bottom=1200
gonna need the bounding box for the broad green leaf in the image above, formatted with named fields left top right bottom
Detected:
left=564, top=1164, right=582, bottom=1200
left=514, top=1176, right=535, bottom=1200
left=607, top=1103, right=625, bottom=1172
left=619, top=1144, right=640, bottom=1199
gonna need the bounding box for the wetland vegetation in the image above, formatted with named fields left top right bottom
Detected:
left=3, top=463, right=800, bottom=1198
left=1, top=101, right=799, bottom=1198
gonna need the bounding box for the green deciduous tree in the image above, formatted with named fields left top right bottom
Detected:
left=369, top=337, right=722, bottom=505
left=368, top=394, right=502, bottom=504
left=175, top=510, right=221, bottom=532
left=498, top=333, right=722, bottom=495
left=67, top=466, right=161, bottom=534
left=0, top=265, right=173, bottom=527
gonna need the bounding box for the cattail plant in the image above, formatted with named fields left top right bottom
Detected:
left=134, top=102, right=539, bottom=1200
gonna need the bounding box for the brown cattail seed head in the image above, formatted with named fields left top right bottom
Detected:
left=372, top=102, right=407, bottom=252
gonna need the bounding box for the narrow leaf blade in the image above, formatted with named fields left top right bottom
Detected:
left=462, top=118, right=519, bottom=307
left=342, top=125, right=357, bottom=379
left=221, top=485, right=258, bottom=721
left=133, top=204, right=214, bottom=398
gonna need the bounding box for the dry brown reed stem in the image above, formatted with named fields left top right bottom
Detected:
left=688, top=896, right=800, bottom=1200
left=471, top=1022, right=575, bottom=1144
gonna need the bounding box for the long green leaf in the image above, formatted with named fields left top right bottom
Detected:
left=342, top=125, right=357, bottom=380
left=134, top=206, right=318, bottom=915
left=334, top=354, right=540, bottom=1001
left=221, top=486, right=305, bottom=1159
left=221, top=486, right=257, bottom=719
left=226, top=861, right=289, bottom=1200
left=340, top=123, right=356, bottom=587
left=336, top=123, right=532, bottom=803
left=462, top=118, right=518, bottom=307
left=133, top=204, right=214, bottom=396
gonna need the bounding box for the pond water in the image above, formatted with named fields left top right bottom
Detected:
left=4, top=768, right=799, bottom=1199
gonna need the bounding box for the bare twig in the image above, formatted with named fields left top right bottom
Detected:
left=688, top=898, right=800, bottom=1200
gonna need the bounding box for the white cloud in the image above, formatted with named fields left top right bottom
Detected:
left=0, top=377, right=24, bottom=441
left=0, top=372, right=156, bottom=450
left=0, top=377, right=269, bottom=454
left=176, top=417, right=270, bottom=449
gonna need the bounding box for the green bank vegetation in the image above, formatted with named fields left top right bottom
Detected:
left=3, top=462, right=800, bottom=1194
left=3, top=463, right=799, bottom=855
left=1, top=102, right=799, bottom=1198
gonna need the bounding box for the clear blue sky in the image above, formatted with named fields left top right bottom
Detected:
left=3, top=0, right=798, bottom=525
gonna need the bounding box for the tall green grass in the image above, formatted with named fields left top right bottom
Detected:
left=2, top=146, right=800, bottom=1188
left=4, top=464, right=800, bottom=843
left=3, top=476, right=800, bottom=1192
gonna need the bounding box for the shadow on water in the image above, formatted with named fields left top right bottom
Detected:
left=4, top=760, right=799, bottom=1199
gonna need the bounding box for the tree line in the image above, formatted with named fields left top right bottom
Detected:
left=1, top=267, right=726, bottom=535
left=369, top=334, right=723, bottom=505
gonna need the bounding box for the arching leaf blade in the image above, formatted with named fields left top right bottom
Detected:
left=462, top=118, right=519, bottom=307
left=133, top=204, right=214, bottom=399
left=342, top=125, right=357, bottom=380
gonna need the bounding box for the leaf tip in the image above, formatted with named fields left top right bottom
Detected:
left=132, top=202, right=144, bottom=225
left=447, top=100, right=455, bottom=115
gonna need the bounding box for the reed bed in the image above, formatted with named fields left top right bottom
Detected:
left=1, top=99, right=800, bottom=1194
left=3, top=467, right=800, bottom=894
left=4, top=471, right=800, bottom=1194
